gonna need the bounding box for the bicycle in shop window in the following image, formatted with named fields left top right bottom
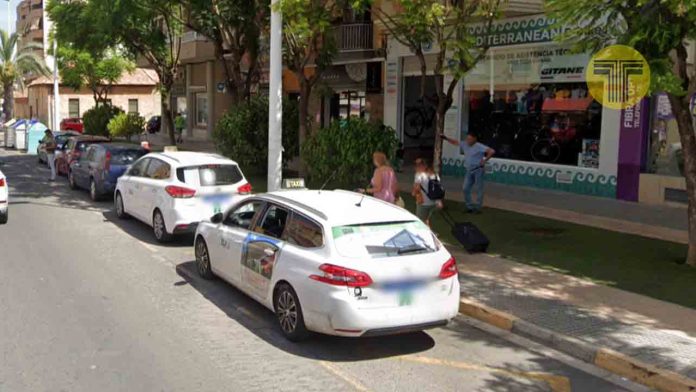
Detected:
left=403, top=98, right=437, bottom=139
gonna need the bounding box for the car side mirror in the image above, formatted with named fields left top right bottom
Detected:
left=210, top=212, right=223, bottom=224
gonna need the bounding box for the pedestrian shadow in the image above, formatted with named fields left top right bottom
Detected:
left=175, top=260, right=436, bottom=362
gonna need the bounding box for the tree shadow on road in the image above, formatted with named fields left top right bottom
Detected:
left=175, top=260, right=437, bottom=362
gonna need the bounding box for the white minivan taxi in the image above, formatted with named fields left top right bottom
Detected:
left=115, top=152, right=251, bottom=242
left=194, top=189, right=460, bottom=341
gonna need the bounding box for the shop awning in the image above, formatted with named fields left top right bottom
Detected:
left=542, top=98, right=594, bottom=112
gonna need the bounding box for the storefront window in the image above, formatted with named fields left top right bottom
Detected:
left=463, top=46, right=602, bottom=168
left=467, top=83, right=602, bottom=167
left=338, top=91, right=366, bottom=119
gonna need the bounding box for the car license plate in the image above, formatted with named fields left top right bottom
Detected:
left=382, top=280, right=424, bottom=307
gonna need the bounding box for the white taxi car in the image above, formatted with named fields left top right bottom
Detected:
left=114, top=151, right=251, bottom=242
left=0, top=169, right=7, bottom=224
left=194, top=189, right=460, bottom=341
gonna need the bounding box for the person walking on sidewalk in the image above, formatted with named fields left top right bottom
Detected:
left=359, top=151, right=399, bottom=204
left=412, top=158, right=443, bottom=226
left=174, top=113, right=186, bottom=144
left=42, top=129, right=57, bottom=182
left=442, top=133, right=495, bottom=213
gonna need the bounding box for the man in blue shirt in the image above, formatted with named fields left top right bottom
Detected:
left=442, top=133, right=495, bottom=213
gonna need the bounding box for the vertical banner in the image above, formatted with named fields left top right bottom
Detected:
left=383, top=58, right=401, bottom=133
left=617, top=98, right=650, bottom=201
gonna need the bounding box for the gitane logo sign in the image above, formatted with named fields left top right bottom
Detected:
left=586, top=45, right=650, bottom=110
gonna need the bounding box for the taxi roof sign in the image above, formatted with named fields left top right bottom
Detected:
left=283, top=178, right=306, bottom=189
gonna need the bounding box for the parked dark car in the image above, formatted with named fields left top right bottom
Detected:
left=69, top=143, right=149, bottom=201
left=56, top=135, right=111, bottom=176
left=37, top=131, right=80, bottom=165
left=146, top=115, right=161, bottom=134
left=60, top=117, right=84, bottom=133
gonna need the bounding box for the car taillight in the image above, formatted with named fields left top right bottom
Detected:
left=0, top=178, right=5, bottom=187
left=165, top=185, right=196, bottom=198
left=237, top=182, right=252, bottom=194
left=439, top=257, right=458, bottom=279
left=104, top=151, right=111, bottom=171
left=310, top=264, right=373, bottom=287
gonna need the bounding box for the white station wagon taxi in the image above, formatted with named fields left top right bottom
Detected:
left=194, top=189, right=460, bottom=341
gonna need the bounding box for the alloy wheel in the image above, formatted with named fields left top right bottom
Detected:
left=154, top=212, right=165, bottom=240
left=276, top=291, right=298, bottom=334
left=196, top=240, right=210, bottom=276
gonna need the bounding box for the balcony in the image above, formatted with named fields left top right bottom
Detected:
left=334, top=23, right=373, bottom=52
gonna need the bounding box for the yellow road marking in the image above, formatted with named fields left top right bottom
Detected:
left=319, top=361, right=371, bottom=392
left=397, top=355, right=571, bottom=392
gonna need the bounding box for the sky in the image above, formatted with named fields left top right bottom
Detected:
left=0, top=0, right=22, bottom=34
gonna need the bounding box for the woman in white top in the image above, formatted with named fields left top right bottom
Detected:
left=411, top=158, right=441, bottom=226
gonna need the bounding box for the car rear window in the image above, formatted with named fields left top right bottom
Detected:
left=111, top=149, right=147, bottom=165
left=332, top=221, right=438, bottom=258
left=176, top=164, right=243, bottom=186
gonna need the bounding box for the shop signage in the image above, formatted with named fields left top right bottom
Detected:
left=469, top=15, right=571, bottom=48
left=465, top=45, right=590, bottom=86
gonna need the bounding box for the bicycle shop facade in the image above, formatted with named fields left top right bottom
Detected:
left=383, top=13, right=649, bottom=200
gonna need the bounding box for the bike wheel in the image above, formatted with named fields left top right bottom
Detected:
left=404, top=109, right=426, bottom=139
left=530, top=139, right=561, bottom=163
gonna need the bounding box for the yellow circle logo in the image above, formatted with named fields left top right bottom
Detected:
left=586, top=45, right=650, bottom=110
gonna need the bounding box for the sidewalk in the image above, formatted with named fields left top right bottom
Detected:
left=398, top=170, right=688, bottom=244
left=455, top=250, right=696, bottom=388
left=139, top=131, right=217, bottom=153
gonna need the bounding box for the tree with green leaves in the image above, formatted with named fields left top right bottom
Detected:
left=176, top=0, right=268, bottom=103
left=0, top=30, right=49, bottom=120
left=87, top=0, right=184, bottom=145
left=547, top=0, right=696, bottom=266
left=47, top=0, right=135, bottom=106
left=371, top=0, right=501, bottom=173
left=277, top=0, right=342, bottom=163
left=57, top=47, right=135, bottom=105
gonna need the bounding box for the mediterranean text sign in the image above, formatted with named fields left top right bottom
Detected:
left=586, top=45, right=650, bottom=110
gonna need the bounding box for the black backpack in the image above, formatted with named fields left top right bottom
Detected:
left=422, top=176, right=445, bottom=200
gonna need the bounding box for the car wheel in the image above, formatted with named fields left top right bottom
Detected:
left=153, top=209, right=172, bottom=243
left=115, top=192, right=129, bottom=219
left=274, top=283, right=310, bottom=341
left=195, top=237, right=214, bottom=280
left=68, top=171, right=77, bottom=189
left=89, top=179, right=100, bottom=201
left=0, top=210, right=7, bottom=224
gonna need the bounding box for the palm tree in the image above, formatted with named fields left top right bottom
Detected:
left=0, top=30, right=49, bottom=120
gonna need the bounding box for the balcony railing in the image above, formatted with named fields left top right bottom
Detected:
left=181, top=31, right=208, bottom=43
left=334, top=23, right=373, bottom=52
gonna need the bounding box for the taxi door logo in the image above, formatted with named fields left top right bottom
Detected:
left=586, top=45, right=650, bottom=110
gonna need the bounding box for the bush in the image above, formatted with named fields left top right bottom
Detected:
left=108, top=112, right=145, bottom=141
left=302, top=118, right=398, bottom=189
left=83, top=104, right=124, bottom=136
left=213, top=96, right=299, bottom=173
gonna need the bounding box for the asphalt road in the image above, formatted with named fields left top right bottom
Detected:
left=0, top=150, right=644, bottom=392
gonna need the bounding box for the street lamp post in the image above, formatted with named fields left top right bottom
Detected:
left=267, top=0, right=282, bottom=192
left=52, top=38, right=60, bottom=129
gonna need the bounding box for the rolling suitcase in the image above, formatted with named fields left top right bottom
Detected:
left=442, top=211, right=490, bottom=253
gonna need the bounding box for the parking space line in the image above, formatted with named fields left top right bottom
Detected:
left=396, top=355, right=571, bottom=392
left=319, top=361, right=371, bottom=392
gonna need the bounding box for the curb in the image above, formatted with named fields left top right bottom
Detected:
left=458, top=298, right=696, bottom=392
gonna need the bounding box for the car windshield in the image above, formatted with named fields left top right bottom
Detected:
left=176, top=164, right=243, bottom=186
left=111, top=149, right=147, bottom=165
left=332, top=221, right=438, bottom=258
left=55, top=135, right=72, bottom=145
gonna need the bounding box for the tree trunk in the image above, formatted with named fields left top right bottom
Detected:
left=433, top=100, right=447, bottom=174
left=161, top=89, right=176, bottom=146
left=668, top=93, right=696, bottom=267
left=298, top=76, right=311, bottom=176
left=3, top=83, right=14, bottom=121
